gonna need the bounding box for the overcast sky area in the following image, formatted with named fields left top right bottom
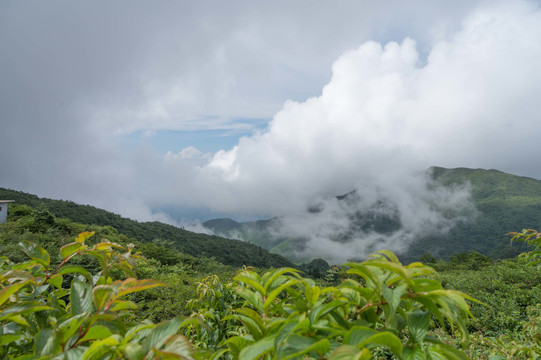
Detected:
left=2, top=0, right=541, bottom=224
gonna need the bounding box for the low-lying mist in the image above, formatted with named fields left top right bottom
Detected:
left=196, top=168, right=476, bottom=264
left=265, top=170, right=475, bottom=264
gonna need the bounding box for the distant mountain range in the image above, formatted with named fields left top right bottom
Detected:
left=0, top=188, right=294, bottom=269
left=203, top=167, right=541, bottom=263
left=2, top=166, right=539, bottom=266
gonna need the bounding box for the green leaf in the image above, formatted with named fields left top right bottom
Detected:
left=19, top=241, right=50, bottom=267
left=343, top=326, right=377, bottom=346
left=58, top=313, right=87, bottom=345
left=60, top=242, right=88, bottom=260
left=82, top=334, right=122, bottom=360
left=0, top=269, right=36, bottom=283
left=356, top=331, right=403, bottom=357
left=123, top=342, right=145, bottom=360
left=86, top=250, right=107, bottom=271
left=423, top=338, right=469, bottom=360
left=346, top=264, right=377, bottom=285
left=141, top=318, right=183, bottom=355
left=234, top=307, right=266, bottom=337
left=308, top=299, right=347, bottom=325
left=403, top=346, right=424, bottom=360
left=0, top=334, right=23, bottom=346
left=263, top=279, right=301, bottom=312
left=71, top=280, right=93, bottom=315
left=65, top=348, right=86, bottom=360
left=275, top=319, right=299, bottom=349
left=305, top=284, right=321, bottom=306
left=371, top=249, right=400, bottom=263
left=412, top=278, right=442, bottom=292
left=108, top=300, right=138, bottom=312
left=156, top=335, right=194, bottom=360
left=364, top=260, right=414, bottom=287
left=329, top=345, right=371, bottom=360
left=412, top=296, right=445, bottom=328
left=47, top=274, right=63, bottom=289
left=235, top=287, right=264, bottom=313
left=115, top=278, right=166, bottom=298
left=92, top=285, right=116, bottom=311
left=124, top=323, right=156, bottom=343
left=262, top=267, right=301, bottom=293
left=0, top=280, right=31, bottom=308
left=0, top=302, right=52, bottom=320
left=75, top=231, right=95, bottom=243
left=407, top=309, right=430, bottom=345
left=381, top=283, right=407, bottom=319
left=57, top=265, right=93, bottom=283
left=35, top=328, right=60, bottom=356
left=234, top=275, right=265, bottom=295
left=225, top=336, right=251, bottom=359
left=280, top=336, right=330, bottom=360
left=239, top=336, right=275, bottom=360
left=208, top=349, right=228, bottom=360
left=80, top=325, right=113, bottom=343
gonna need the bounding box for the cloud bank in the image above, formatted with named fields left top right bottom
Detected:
left=167, top=0, right=541, bottom=261
left=2, top=1, right=541, bottom=248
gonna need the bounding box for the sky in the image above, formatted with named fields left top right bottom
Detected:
left=2, top=0, right=541, bottom=226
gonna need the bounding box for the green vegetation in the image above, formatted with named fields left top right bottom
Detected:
left=407, top=167, right=541, bottom=262
left=1, top=230, right=476, bottom=359
left=0, top=232, right=194, bottom=359
left=181, top=250, right=475, bottom=359
left=0, top=188, right=294, bottom=269
left=205, top=167, right=541, bottom=264
left=2, top=185, right=541, bottom=358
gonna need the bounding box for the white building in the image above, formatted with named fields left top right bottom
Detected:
left=0, top=200, right=15, bottom=224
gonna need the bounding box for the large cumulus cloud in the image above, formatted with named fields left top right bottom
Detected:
left=192, top=0, right=541, bottom=216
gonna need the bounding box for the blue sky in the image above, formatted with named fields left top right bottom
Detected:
left=127, top=119, right=270, bottom=155
left=2, top=0, right=541, bottom=224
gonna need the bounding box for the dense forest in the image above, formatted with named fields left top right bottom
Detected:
left=0, top=187, right=293, bottom=269
left=1, top=194, right=541, bottom=358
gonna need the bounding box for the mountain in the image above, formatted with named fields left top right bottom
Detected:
left=0, top=188, right=295, bottom=268
left=202, top=217, right=285, bottom=249
left=407, top=166, right=541, bottom=261
left=203, top=167, right=541, bottom=263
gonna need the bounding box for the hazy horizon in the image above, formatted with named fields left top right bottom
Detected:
left=2, top=1, right=541, bottom=227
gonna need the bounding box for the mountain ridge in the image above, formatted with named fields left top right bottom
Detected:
left=0, top=187, right=295, bottom=268
left=203, top=166, right=540, bottom=262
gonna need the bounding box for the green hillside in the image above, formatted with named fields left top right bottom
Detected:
left=0, top=188, right=294, bottom=268
left=204, top=167, right=541, bottom=263
left=203, top=217, right=284, bottom=249
left=2, top=183, right=541, bottom=358
left=406, top=167, right=541, bottom=261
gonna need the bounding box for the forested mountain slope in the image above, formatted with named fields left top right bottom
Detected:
left=0, top=188, right=294, bottom=268
left=204, top=167, right=541, bottom=262
left=407, top=166, right=541, bottom=260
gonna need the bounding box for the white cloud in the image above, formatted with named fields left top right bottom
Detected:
left=193, top=0, right=541, bottom=217
left=165, top=146, right=211, bottom=161
left=2, top=0, right=541, bottom=239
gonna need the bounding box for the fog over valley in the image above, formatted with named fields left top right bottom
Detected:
left=2, top=1, right=541, bottom=261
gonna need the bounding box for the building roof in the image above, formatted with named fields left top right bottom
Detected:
left=0, top=200, right=15, bottom=203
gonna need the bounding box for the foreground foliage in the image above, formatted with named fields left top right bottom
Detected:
left=183, top=250, right=475, bottom=359
left=0, top=232, right=193, bottom=359
left=4, top=200, right=541, bottom=358
left=433, top=230, right=541, bottom=359
left=1, top=230, right=476, bottom=359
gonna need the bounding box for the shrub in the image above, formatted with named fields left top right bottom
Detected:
left=0, top=232, right=194, bottom=359
left=182, top=250, right=476, bottom=359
